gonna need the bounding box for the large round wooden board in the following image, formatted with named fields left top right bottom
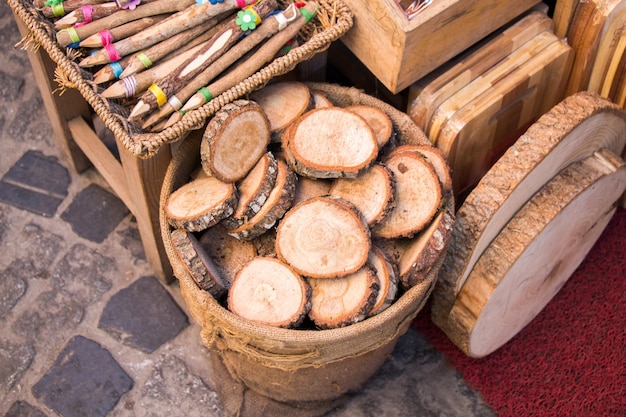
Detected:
left=435, top=149, right=626, bottom=357
left=431, top=92, right=626, bottom=357
left=434, top=92, right=626, bottom=316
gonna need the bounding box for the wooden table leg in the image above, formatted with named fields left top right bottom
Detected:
left=117, top=141, right=173, bottom=284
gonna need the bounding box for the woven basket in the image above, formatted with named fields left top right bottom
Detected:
left=160, top=83, right=455, bottom=411
left=7, top=0, right=353, bottom=159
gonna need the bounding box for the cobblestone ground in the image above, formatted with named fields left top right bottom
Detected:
left=0, top=2, right=495, bottom=416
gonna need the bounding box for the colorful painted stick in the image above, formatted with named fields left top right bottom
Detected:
left=162, top=2, right=318, bottom=129
left=79, top=0, right=256, bottom=67
left=128, top=0, right=277, bottom=121
left=39, top=0, right=111, bottom=19
left=141, top=2, right=305, bottom=129
left=55, top=2, right=125, bottom=29
left=118, top=20, right=220, bottom=77
left=100, top=41, right=210, bottom=99
left=78, top=14, right=165, bottom=48
left=56, top=0, right=194, bottom=47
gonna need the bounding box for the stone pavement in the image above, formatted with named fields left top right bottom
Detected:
left=0, top=2, right=496, bottom=416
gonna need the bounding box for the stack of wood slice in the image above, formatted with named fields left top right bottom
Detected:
left=407, top=8, right=574, bottom=203
left=165, top=81, right=454, bottom=330
left=431, top=91, right=626, bottom=358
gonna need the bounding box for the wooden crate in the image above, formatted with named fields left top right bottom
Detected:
left=339, top=0, right=542, bottom=93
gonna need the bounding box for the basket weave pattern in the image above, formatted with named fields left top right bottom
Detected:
left=7, top=0, right=354, bottom=158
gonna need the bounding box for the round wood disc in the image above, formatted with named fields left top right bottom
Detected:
left=434, top=92, right=626, bottom=318
left=438, top=150, right=626, bottom=357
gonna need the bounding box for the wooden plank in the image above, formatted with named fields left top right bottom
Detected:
left=67, top=117, right=135, bottom=214
left=117, top=131, right=174, bottom=283
left=552, top=0, right=579, bottom=38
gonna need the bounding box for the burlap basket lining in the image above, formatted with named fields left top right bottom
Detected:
left=7, top=0, right=354, bottom=159
left=160, top=82, right=454, bottom=372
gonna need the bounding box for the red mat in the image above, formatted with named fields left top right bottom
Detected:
left=413, top=207, right=626, bottom=417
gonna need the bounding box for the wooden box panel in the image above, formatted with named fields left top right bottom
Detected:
left=339, top=0, right=542, bottom=93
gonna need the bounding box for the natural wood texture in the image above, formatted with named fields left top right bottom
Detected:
left=200, top=100, right=271, bottom=183
left=307, top=264, right=379, bottom=329
left=346, top=104, right=394, bottom=148
left=372, top=150, right=441, bottom=239
left=601, top=31, right=626, bottom=103
left=552, top=0, right=578, bottom=38
left=437, top=37, right=574, bottom=197
left=170, top=228, right=228, bottom=299
left=225, top=158, right=297, bottom=241
left=198, top=224, right=258, bottom=287
left=282, top=107, right=379, bottom=178
left=427, top=30, right=558, bottom=144
left=339, top=0, right=541, bottom=93
left=328, top=162, right=396, bottom=226
left=164, top=175, right=237, bottom=232
left=141, top=3, right=311, bottom=129
left=55, top=2, right=125, bottom=29
left=434, top=149, right=626, bottom=358
left=129, top=0, right=278, bottom=119
left=249, top=80, right=313, bottom=142
left=56, top=0, right=195, bottom=47
left=407, top=10, right=553, bottom=135
left=79, top=15, right=165, bottom=48
left=367, top=246, right=398, bottom=315
left=292, top=176, right=332, bottom=206
left=221, top=152, right=279, bottom=229
left=565, top=0, right=626, bottom=96
left=394, top=198, right=455, bottom=288
left=228, top=256, right=312, bottom=328
left=389, top=144, right=452, bottom=193
left=311, top=89, right=334, bottom=108
left=432, top=92, right=626, bottom=325
left=276, top=196, right=371, bottom=279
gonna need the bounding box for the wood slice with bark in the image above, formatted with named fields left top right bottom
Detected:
left=165, top=175, right=237, bottom=232
left=249, top=81, right=313, bottom=142
left=389, top=144, right=453, bottom=193
left=198, top=224, right=258, bottom=287
left=221, top=152, right=279, bottom=229
left=367, top=246, right=399, bottom=316
left=328, top=162, right=396, bottom=226
left=281, top=107, right=379, bottom=179
left=395, top=201, right=455, bottom=289
left=201, top=99, right=271, bottom=183
left=311, top=89, right=334, bottom=108
left=307, top=264, right=379, bottom=329
left=225, top=159, right=297, bottom=241
left=372, top=151, right=442, bottom=239
left=346, top=105, right=394, bottom=148
left=434, top=149, right=626, bottom=357
left=227, top=257, right=311, bottom=329
left=432, top=92, right=626, bottom=321
left=170, top=228, right=228, bottom=299
left=276, top=196, right=371, bottom=279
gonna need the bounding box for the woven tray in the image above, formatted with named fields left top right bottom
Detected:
left=8, top=0, right=353, bottom=159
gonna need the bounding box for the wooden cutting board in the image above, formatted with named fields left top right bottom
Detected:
left=427, top=30, right=559, bottom=146
left=552, top=0, right=579, bottom=38
left=436, top=38, right=574, bottom=198
left=432, top=92, right=626, bottom=322
left=434, top=149, right=626, bottom=358
left=407, top=10, right=554, bottom=134
left=565, top=0, right=626, bottom=96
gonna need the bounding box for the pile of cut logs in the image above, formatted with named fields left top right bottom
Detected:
left=165, top=81, right=454, bottom=330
